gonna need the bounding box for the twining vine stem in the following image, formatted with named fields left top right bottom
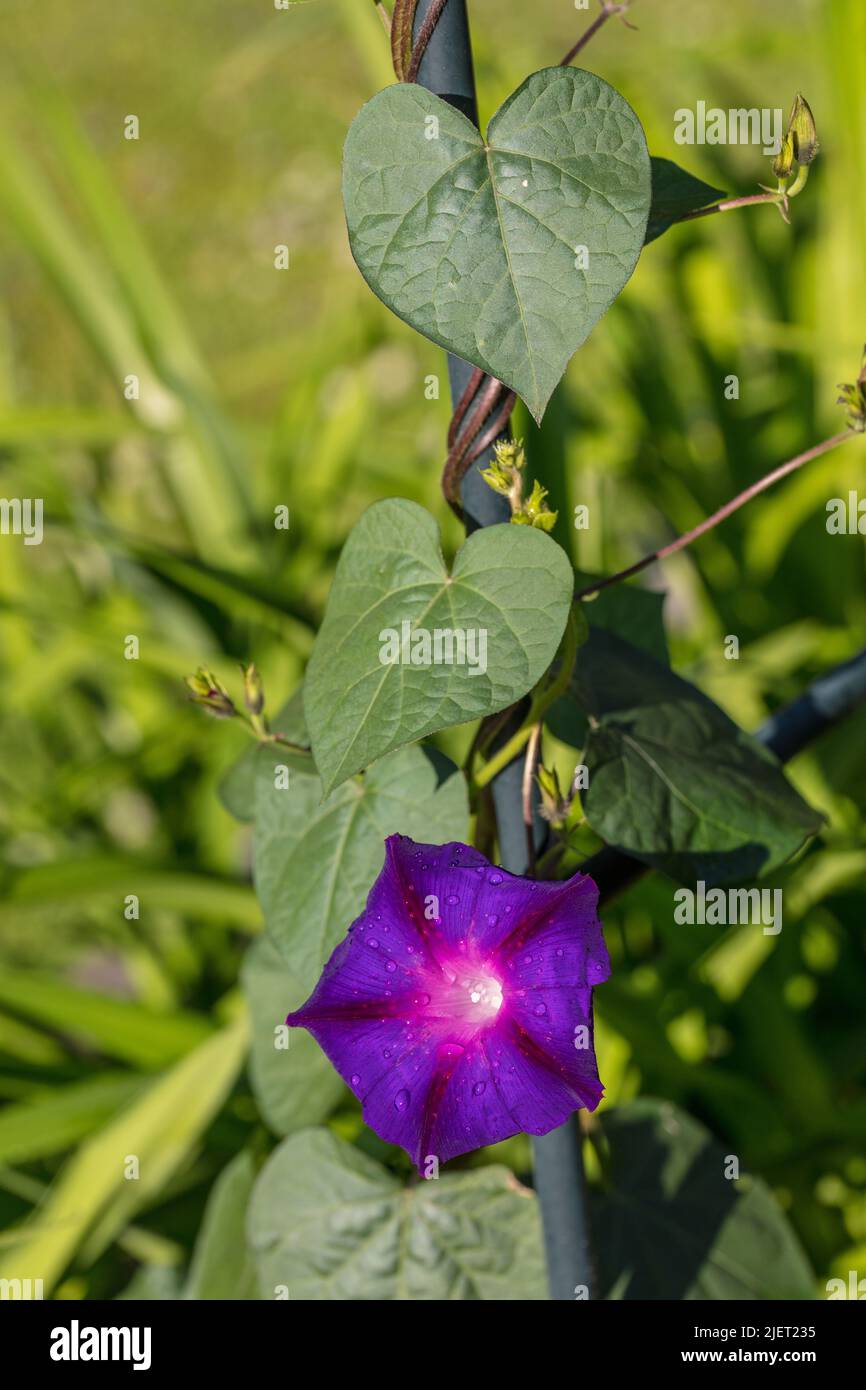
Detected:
left=559, top=1, right=635, bottom=68
left=575, top=429, right=853, bottom=600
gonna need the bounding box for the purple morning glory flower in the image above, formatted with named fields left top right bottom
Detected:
left=286, top=835, right=610, bottom=1171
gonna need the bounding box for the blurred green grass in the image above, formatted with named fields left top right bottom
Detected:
left=0, top=0, right=864, bottom=1298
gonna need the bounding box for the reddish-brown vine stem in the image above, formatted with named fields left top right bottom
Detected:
left=575, top=430, right=853, bottom=600
left=397, top=0, right=629, bottom=518
left=559, top=1, right=634, bottom=68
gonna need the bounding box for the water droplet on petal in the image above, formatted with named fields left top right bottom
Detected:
left=367, top=938, right=379, bottom=950
left=446, top=893, right=460, bottom=906
left=383, top=1049, right=391, bottom=1059
left=351, top=1073, right=361, bottom=1086
left=555, top=947, right=564, bottom=957
left=489, top=871, right=503, bottom=885
left=534, top=1003, right=547, bottom=1017
left=386, top=959, right=397, bottom=972
left=395, top=1088, right=410, bottom=1112
left=473, top=1081, right=486, bottom=1097
left=416, top=992, right=430, bottom=1006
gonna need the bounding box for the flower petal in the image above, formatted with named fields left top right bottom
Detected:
left=286, top=835, right=610, bottom=1170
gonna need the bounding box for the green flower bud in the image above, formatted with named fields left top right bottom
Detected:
left=241, top=662, right=265, bottom=716
left=492, top=438, right=526, bottom=471
left=480, top=461, right=514, bottom=496
left=788, top=93, right=819, bottom=166
left=772, top=131, right=796, bottom=181
left=837, top=346, right=866, bottom=433
left=537, top=764, right=565, bottom=824
left=184, top=666, right=236, bottom=718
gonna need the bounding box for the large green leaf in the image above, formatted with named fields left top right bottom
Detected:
left=645, top=157, right=725, bottom=244
left=241, top=936, right=344, bottom=1134
left=304, top=499, right=573, bottom=793
left=591, top=1100, right=814, bottom=1299
left=578, top=630, right=822, bottom=882
left=248, top=1128, right=546, bottom=1300
left=254, top=744, right=468, bottom=994
left=343, top=69, right=651, bottom=423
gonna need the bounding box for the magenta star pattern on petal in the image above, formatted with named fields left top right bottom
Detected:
left=286, top=835, right=610, bottom=1171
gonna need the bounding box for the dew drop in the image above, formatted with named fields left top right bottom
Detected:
left=489, top=871, right=503, bottom=885
left=472, top=1081, right=486, bottom=1097
left=534, top=1003, right=547, bottom=1017
left=350, top=1073, right=361, bottom=1086
left=555, top=947, right=564, bottom=957
left=386, top=959, right=397, bottom=972
left=383, top=1049, right=392, bottom=1059
left=367, top=938, right=379, bottom=950
left=395, top=1089, right=410, bottom=1112
left=446, top=893, right=460, bottom=906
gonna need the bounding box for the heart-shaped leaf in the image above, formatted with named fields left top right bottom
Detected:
left=577, top=630, right=822, bottom=882
left=304, top=499, right=574, bottom=793
left=248, top=1128, right=546, bottom=1300
left=343, top=68, right=652, bottom=423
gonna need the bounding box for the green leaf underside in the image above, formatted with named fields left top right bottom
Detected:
left=248, top=1128, right=546, bottom=1300
left=304, top=499, right=573, bottom=794
left=591, top=1100, right=814, bottom=1300
left=579, top=630, right=822, bottom=883
left=343, top=69, right=652, bottom=423
left=253, top=743, right=468, bottom=995
left=241, top=936, right=345, bottom=1135
left=645, top=157, right=726, bottom=244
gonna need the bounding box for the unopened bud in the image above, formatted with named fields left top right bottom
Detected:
left=242, top=662, right=265, bottom=716
left=788, top=93, right=819, bottom=165
left=184, top=666, right=236, bottom=718
left=837, top=346, right=866, bottom=433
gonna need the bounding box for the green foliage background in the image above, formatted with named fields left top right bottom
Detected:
left=0, top=0, right=864, bottom=1298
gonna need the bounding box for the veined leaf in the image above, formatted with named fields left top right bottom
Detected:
left=577, top=630, right=822, bottom=882
left=304, top=499, right=573, bottom=793
left=343, top=69, right=652, bottom=423
left=248, top=1128, right=546, bottom=1300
